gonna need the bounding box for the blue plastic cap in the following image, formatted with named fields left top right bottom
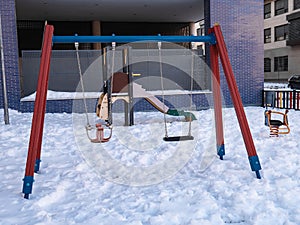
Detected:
left=34, top=159, right=42, bottom=173
left=209, top=33, right=217, bottom=45
left=217, top=144, right=225, bottom=160
left=248, top=155, right=262, bottom=171
left=22, top=176, right=35, bottom=194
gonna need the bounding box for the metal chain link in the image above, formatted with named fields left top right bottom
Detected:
left=75, top=42, right=92, bottom=130
left=158, top=42, right=169, bottom=138
left=188, top=52, right=194, bottom=136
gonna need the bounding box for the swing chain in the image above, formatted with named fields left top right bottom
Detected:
left=75, top=41, right=91, bottom=128
left=75, top=41, right=114, bottom=143
left=158, top=41, right=169, bottom=138
left=158, top=43, right=195, bottom=141
left=107, top=41, right=116, bottom=126
left=188, top=52, right=195, bottom=136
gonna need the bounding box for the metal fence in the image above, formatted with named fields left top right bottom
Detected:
left=21, top=48, right=208, bottom=98
left=20, top=48, right=212, bottom=113
left=263, top=90, right=300, bottom=110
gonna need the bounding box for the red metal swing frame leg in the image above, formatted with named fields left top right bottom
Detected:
left=209, top=28, right=225, bottom=160
left=22, top=24, right=54, bottom=199
left=212, top=24, right=262, bottom=178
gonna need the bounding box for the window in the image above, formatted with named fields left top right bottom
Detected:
left=264, top=3, right=271, bottom=19
left=294, top=0, right=300, bottom=10
left=264, top=58, right=271, bottom=72
left=275, top=0, right=288, bottom=16
left=275, top=0, right=288, bottom=15
left=275, top=24, right=289, bottom=41
left=197, top=23, right=205, bottom=36
left=264, top=28, right=271, bottom=43
left=286, top=17, right=300, bottom=45
left=274, top=56, right=288, bottom=72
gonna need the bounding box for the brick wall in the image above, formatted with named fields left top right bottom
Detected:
left=0, top=0, right=20, bottom=110
left=0, top=1, right=264, bottom=113
left=210, top=0, right=264, bottom=106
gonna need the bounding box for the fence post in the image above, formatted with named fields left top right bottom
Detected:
left=0, top=15, right=9, bottom=125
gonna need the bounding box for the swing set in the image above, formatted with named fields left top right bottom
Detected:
left=79, top=42, right=197, bottom=143
left=22, top=24, right=262, bottom=199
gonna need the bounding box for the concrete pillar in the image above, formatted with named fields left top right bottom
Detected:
left=92, top=20, right=102, bottom=50
left=189, top=22, right=197, bottom=49
left=189, top=22, right=197, bottom=36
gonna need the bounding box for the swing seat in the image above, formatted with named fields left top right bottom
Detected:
left=163, top=135, right=194, bottom=142
left=265, top=109, right=290, bottom=136
left=87, top=123, right=113, bottom=143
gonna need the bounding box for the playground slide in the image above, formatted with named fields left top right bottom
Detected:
left=132, top=82, right=196, bottom=120
left=132, top=82, right=169, bottom=113
left=96, top=82, right=196, bottom=121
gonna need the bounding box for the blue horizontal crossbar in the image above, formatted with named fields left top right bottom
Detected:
left=52, top=34, right=216, bottom=44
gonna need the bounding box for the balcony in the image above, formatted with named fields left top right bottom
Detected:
left=287, top=11, right=300, bottom=46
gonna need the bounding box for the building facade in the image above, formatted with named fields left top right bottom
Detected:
left=0, top=0, right=264, bottom=113
left=264, top=0, right=300, bottom=82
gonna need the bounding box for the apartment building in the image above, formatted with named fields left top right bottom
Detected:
left=0, top=0, right=264, bottom=112
left=264, top=0, right=300, bottom=82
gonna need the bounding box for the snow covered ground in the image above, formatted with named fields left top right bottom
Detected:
left=0, top=104, right=300, bottom=225
left=264, top=82, right=289, bottom=90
